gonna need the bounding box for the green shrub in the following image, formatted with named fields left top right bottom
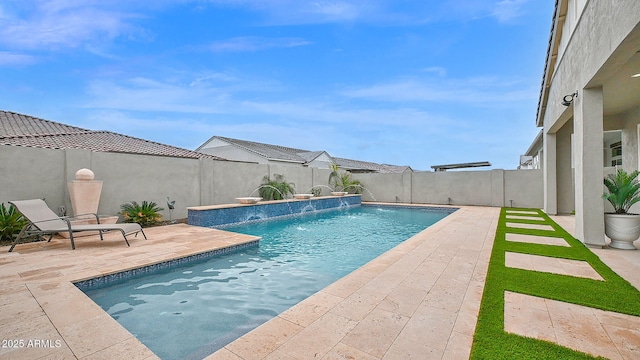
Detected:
left=120, top=201, right=164, bottom=227
left=259, top=174, right=295, bottom=200
left=0, top=203, right=28, bottom=243
left=603, top=169, right=640, bottom=214
left=310, top=186, right=322, bottom=197
left=328, top=164, right=363, bottom=194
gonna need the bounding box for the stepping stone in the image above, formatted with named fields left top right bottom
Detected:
left=506, top=210, right=539, bottom=215
left=506, top=214, right=545, bottom=222
left=505, top=252, right=603, bottom=280
left=504, top=292, right=640, bottom=360
left=506, top=233, right=570, bottom=247
left=507, top=222, right=555, bottom=232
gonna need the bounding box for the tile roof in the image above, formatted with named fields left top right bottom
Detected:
left=0, top=110, right=224, bottom=160
left=203, top=136, right=411, bottom=173
left=333, top=157, right=412, bottom=173
left=210, top=136, right=309, bottom=163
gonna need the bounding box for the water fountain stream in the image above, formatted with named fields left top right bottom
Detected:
left=248, top=185, right=294, bottom=215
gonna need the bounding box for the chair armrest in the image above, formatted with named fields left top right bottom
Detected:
left=65, top=213, right=101, bottom=223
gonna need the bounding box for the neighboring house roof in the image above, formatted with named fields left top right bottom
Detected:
left=430, top=161, right=491, bottom=171
left=0, top=110, right=224, bottom=160
left=524, top=130, right=543, bottom=157
left=333, top=157, right=412, bottom=174
left=297, top=150, right=328, bottom=163
left=199, top=136, right=308, bottom=163
left=198, top=135, right=411, bottom=173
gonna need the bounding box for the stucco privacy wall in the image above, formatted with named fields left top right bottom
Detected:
left=354, top=169, right=542, bottom=208
left=1, top=145, right=543, bottom=220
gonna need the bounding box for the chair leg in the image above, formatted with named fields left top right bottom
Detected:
left=8, top=226, right=28, bottom=252
left=120, top=230, right=131, bottom=247
left=69, top=232, right=76, bottom=250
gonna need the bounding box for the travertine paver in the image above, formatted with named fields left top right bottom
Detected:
left=505, top=210, right=539, bottom=215
left=506, top=222, right=555, bottom=231
left=0, top=223, right=259, bottom=360
left=551, top=214, right=640, bottom=291
left=505, top=291, right=640, bottom=360
left=506, top=233, right=570, bottom=247
left=207, top=205, right=500, bottom=359
left=505, top=214, right=545, bottom=221
left=505, top=252, right=604, bottom=280
left=1, top=208, right=639, bottom=359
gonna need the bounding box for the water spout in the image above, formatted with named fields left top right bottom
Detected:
left=247, top=185, right=294, bottom=214
left=306, top=185, right=334, bottom=196
left=249, top=185, right=290, bottom=200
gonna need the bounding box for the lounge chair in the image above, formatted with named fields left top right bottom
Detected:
left=8, top=199, right=146, bottom=252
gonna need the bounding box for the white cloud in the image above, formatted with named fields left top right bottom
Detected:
left=208, top=36, right=311, bottom=52
left=0, top=1, right=143, bottom=51
left=421, top=66, right=447, bottom=77
left=340, top=75, right=536, bottom=106
left=491, top=0, right=529, bottom=23
left=0, top=51, right=38, bottom=66
left=82, top=71, right=458, bottom=135
left=206, top=0, right=365, bottom=24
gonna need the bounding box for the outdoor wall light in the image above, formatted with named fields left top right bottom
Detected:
left=562, top=91, right=578, bottom=106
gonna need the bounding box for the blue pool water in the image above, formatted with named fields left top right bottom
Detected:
left=80, top=205, right=453, bottom=359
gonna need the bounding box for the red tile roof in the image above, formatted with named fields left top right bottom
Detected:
left=0, top=111, right=225, bottom=160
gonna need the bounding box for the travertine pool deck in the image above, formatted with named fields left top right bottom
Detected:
left=0, top=206, right=639, bottom=359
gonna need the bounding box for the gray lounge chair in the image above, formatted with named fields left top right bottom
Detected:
left=8, top=199, right=146, bottom=252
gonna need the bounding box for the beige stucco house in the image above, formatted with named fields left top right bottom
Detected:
left=535, top=0, right=640, bottom=246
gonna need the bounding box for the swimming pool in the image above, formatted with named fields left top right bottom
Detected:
left=79, top=205, right=455, bottom=359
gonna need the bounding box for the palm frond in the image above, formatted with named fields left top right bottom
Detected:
left=604, top=169, right=640, bottom=214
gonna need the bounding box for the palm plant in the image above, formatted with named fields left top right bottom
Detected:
left=604, top=169, right=640, bottom=214
left=259, top=174, right=295, bottom=200
left=309, top=186, right=322, bottom=197
left=120, top=200, right=164, bottom=227
left=328, top=164, right=363, bottom=194
left=0, top=203, right=28, bottom=243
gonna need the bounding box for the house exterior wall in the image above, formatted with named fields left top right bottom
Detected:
left=556, top=120, right=575, bottom=214
left=1, top=145, right=544, bottom=222
left=306, top=153, right=333, bottom=169
left=543, top=1, right=640, bottom=132
left=539, top=0, right=640, bottom=245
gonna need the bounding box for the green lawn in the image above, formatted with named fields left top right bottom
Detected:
left=470, top=208, right=640, bottom=359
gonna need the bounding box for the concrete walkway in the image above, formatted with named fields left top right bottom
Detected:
left=0, top=206, right=638, bottom=359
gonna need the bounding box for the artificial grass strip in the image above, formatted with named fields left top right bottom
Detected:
left=470, top=207, right=640, bottom=360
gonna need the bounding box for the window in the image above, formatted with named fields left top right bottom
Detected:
left=610, top=141, right=622, bottom=166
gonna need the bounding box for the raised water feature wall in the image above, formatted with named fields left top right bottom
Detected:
left=187, top=195, right=361, bottom=227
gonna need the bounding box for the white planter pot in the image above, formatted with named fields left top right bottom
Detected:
left=604, top=213, right=640, bottom=250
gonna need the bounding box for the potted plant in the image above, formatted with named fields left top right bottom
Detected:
left=603, top=169, right=640, bottom=249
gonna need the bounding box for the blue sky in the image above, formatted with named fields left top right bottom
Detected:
left=1, top=0, right=552, bottom=170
